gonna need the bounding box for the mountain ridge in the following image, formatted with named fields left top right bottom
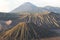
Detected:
left=11, top=2, right=60, bottom=13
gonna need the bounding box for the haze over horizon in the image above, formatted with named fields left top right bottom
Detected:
left=0, top=0, right=60, bottom=12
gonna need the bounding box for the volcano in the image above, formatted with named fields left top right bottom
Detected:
left=11, top=2, right=39, bottom=13
left=0, top=12, right=60, bottom=40
left=11, top=2, right=60, bottom=13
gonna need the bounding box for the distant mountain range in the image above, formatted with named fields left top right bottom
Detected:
left=11, top=2, right=60, bottom=13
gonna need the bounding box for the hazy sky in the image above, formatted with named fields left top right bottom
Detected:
left=0, top=0, right=60, bottom=12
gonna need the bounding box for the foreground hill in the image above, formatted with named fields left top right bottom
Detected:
left=0, top=22, right=59, bottom=40
left=0, top=12, right=60, bottom=40
left=0, top=22, right=40, bottom=40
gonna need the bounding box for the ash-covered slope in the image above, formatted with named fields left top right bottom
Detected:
left=0, top=12, right=60, bottom=40
left=18, top=12, right=60, bottom=29
left=0, top=22, right=41, bottom=40
left=14, top=12, right=60, bottom=37
left=0, top=22, right=60, bottom=40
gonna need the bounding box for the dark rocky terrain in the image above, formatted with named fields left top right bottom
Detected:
left=0, top=12, right=60, bottom=40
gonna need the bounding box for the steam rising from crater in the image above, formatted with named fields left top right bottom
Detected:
left=5, top=20, right=12, bottom=25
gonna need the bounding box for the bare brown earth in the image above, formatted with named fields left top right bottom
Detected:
left=41, top=37, right=60, bottom=40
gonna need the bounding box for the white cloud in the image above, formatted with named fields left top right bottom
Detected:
left=0, top=0, right=9, bottom=12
